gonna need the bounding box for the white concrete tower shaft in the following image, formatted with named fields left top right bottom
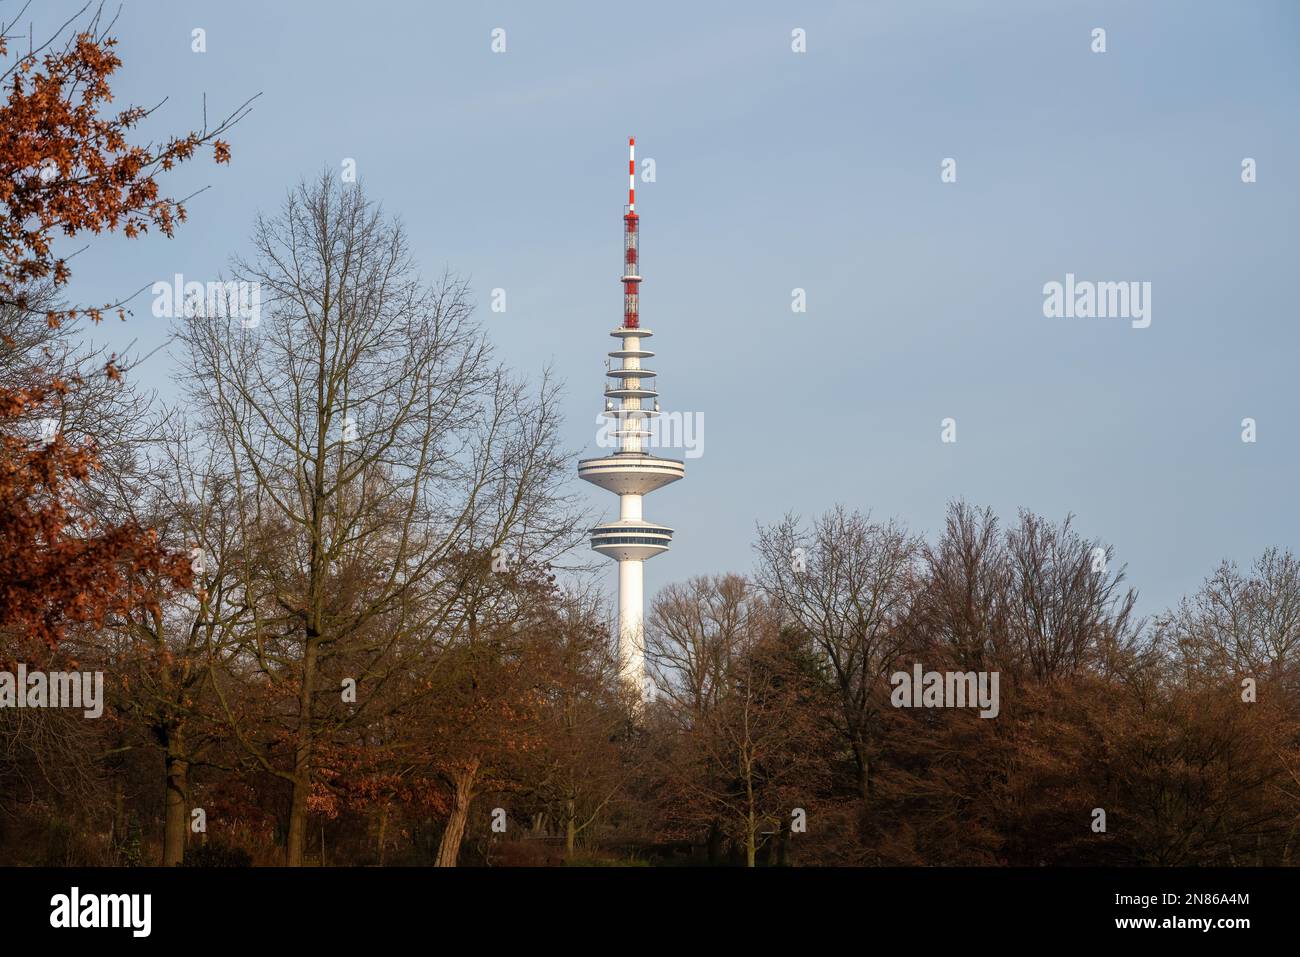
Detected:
left=577, top=137, right=685, bottom=699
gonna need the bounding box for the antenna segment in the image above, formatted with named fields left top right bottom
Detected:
left=623, top=137, right=640, bottom=330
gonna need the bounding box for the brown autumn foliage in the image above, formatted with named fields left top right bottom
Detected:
left=0, top=4, right=246, bottom=653
left=0, top=382, right=188, bottom=651
left=5, top=471, right=1298, bottom=867
left=0, top=4, right=242, bottom=327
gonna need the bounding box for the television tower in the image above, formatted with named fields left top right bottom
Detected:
left=578, top=137, right=685, bottom=698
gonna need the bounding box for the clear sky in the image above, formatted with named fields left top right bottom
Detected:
left=59, top=0, right=1300, bottom=618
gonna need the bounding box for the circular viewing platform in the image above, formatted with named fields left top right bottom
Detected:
left=604, top=385, right=658, bottom=400
left=577, top=453, right=685, bottom=495
left=602, top=408, right=660, bottom=420
left=610, top=327, right=653, bottom=339
left=589, top=520, right=674, bottom=561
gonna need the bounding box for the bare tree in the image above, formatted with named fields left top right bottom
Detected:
left=530, top=591, right=628, bottom=859
left=1159, top=547, right=1300, bottom=686
left=1002, top=509, right=1139, bottom=682
left=911, top=502, right=1009, bottom=671
left=176, top=173, right=578, bottom=865
left=754, top=507, right=918, bottom=814
left=96, top=416, right=252, bottom=865
left=647, top=574, right=751, bottom=717
left=650, top=579, right=831, bottom=866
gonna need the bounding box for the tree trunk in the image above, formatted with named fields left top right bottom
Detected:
left=286, top=766, right=310, bottom=866
left=377, top=803, right=389, bottom=866
left=565, top=796, right=576, bottom=858
left=286, top=637, right=319, bottom=867
left=852, top=732, right=871, bottom=839
left=745, top=755, right=757, bottom=867
left=434, top=760, right=478, bottom=867
left=853, top=731, right=870, bottom=802
left=162, top=736, right=189, bottom=866
left=707, top=819, right=723, bottom=864
left=111, top=773, right=126, bottom=858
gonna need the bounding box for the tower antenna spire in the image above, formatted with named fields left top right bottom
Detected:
left=628, top=136, right=636, bottom=211
left=623, top=136, right=640, bottom=329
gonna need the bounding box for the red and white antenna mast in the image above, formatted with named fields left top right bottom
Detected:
left=623, top=136, right=640, bottom=329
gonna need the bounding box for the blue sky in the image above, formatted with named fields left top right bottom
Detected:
left=60, top=0, right=1300, bottom=616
